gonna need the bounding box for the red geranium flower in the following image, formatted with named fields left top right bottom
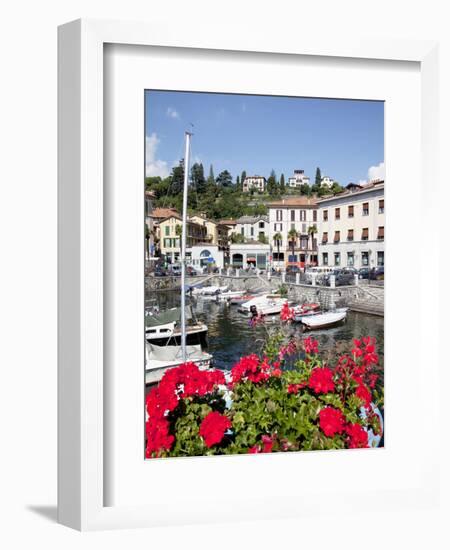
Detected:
left=319, top=407, right=346, bottom=437
left=261, top=434, right=274, bottom=453
left=199, top=411, right=231, bottom=448
left=355, top=383, right=372, bottom=408
left=280, top=302, right=295, bottom=322
left=346, top=423, right=369, bottom=449
left=303, top=336, right=319, bottom=355
left=308, top=367, right=335, bottom=394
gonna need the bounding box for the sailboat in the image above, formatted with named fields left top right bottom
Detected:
left=145, top=130, right=213, bottom=383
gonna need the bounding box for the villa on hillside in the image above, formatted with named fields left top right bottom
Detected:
left=242, top=175, right=267, bottom=193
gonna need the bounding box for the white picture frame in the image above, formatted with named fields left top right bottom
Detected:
left=58, top=18, right=440, bottom=531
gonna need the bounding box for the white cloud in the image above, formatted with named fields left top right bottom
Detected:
left=166, top=107, right=180, bottom=119
left=367, top=162, right=385, bottom=182
left=145, top=133, right=170, bottom=178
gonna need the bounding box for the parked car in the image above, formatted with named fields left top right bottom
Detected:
left=358, top=267, right=370, bottom=279
left=323, top=269, right=355, bottom=287
left=286, top=265, right=301, bottom=274
left=167, top=264, right=182, bottom=276
left=369, top=266, right=384, bottom=280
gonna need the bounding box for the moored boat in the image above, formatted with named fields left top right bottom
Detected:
left=145, top=307, right=208, bottom=346
left=145, top=343, right=212, bottom=385
left=301, top=308, right=348, bottom=330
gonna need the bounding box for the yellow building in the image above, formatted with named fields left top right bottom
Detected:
left=190, top=215, right=229, bottom=249
left=159, top=214, right=207, bottom=262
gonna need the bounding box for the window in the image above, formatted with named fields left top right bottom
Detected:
left=335, top=208, right=340, bottom=220
left=334, top=252, right=341, bottom=266
left=274, top=223, right=283, bottom=232
left=379, top=199, right=384, bottom=214
left=300, top=210, right=306, bottom=221
left=378, top=226, right=384, bottom=240
left=291, top=223, right=295, bottom=231
left=362, top=228, right=369, bottom=240
left=250, top=227, right=254, bottom=237
left=363, top=202, right=369, bottom=216
left=361, top=251, right=369, bottom=266
left=290, top=210, right=295, bottom=221
left=322, top=232, right=328, bottom=243
left=347, top=229, right=354, bottom=241
left=259, top=231, right=265, bottom=240
left=348, top=205, right=354, bottom=218
left=276, top=209, right=283, bottom=221
left=164, top=238, right=171, bottom=248
left=300, top=236, right=308, bottom=249
left=313, top=210, right=317, bottom=222
left=322, top=252, right=328, bottom=266
left=259, top=221, right=265, bottom=228
left=334, top=231, right=340, bottom=243
left=377, top=251, right=384, bottom=266
left=165, top=226, right=170, bottom=236
left=323, top=210, right=328, bottom=221
left=241, top=227, right=244, bottom=235
left=347, top=252, right=354, bottom=267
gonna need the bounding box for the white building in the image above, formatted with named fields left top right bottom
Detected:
left=287, top=169, right=310, bottom=188
left=267, top=196, right=318, bottom=269
left=235, top=215, right=269, bottom=242
left=186, top=244, right=224, bottom=269
left=242, top=175, right=267, bottom=193
left=229, top=243, right=271, bottom=269
left=317, top=180, right=385, bottom=269
left=320, top=176, right=334, bottom=189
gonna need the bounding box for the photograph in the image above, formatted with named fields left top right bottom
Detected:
left=144, top=91, right=385, bottom=458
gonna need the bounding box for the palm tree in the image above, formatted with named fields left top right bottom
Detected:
left=307, top=224, right=318, bottom=268
left=287, top=228, right=298, bottom=265
left=273, top=232, right=282, bottom=267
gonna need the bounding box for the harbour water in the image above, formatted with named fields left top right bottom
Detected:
left=150, top=290, right=384, bottom=373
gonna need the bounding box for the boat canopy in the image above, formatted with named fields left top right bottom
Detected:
left=145, top=307, right=192, bottom=328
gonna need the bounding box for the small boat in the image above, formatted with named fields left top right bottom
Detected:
left=238, top=294, right=271, bottom=313
left=145, top=307, right=208, bottom=346
left=145, top=343, right=212, bottom=385
left=301, top=308, right=348, bottom=330
left=217, top=289, right=245, bottom=302
left=292, top=302, right=321, bottom=322
left=190, top=285, right=228, bottom=296
left=256, top=298, right=291, bottom=316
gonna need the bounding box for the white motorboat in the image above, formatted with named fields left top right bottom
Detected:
left=238, top=293, right=271, bottom=313
left=217, top=289, right=245, bottom=302
left=301, top=308, right=348, bottom=330
left=256, top=298, right=291, bottom=316
left=190, top=285, right=228, bottom=296
left=145, top=343, right=213, bottom=385
left=145, top=307, right=208, bottom=346
left=292, top=302, right=321, bottom=322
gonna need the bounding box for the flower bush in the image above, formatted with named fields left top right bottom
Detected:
left=145, top=332, right=383, bottom=459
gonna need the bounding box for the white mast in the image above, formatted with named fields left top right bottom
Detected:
left=180, top=131, right=192, bottom=362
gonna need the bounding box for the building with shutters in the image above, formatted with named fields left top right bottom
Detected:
left=316, top=180, right=385, bottom=269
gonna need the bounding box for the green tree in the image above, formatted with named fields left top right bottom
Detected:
left=207, top=165, right=215, bottom=186
left=267, top=169, right=278, bottom=196
left=258, top=233, right=269, bottom=244
left=307, top=224, right=318, bottom=268
left=231, top=232, right=245, bottom=244
left=287, top=228, right=298, bottom=264
left=315, top=167, right=322, bottom=187
left=279, top=173, right=286, bottom=194
left=331, top=182, right=344, bottom=195
left=273, top=232, right=283, bottom=263
left=170, top=159, right=185, bottom=195
left=216, top=170, right=233, bottom=188
left=236, top=175, right=240, bottom=188
left=240, top=170, right=247, bottom=190
left=191, top=163, right=206, bottom=194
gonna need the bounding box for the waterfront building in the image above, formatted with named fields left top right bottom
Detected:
left=317, top=179, right=385, bottom=269
left=186, top=244, right=224, bottom=269
left=229, top=242, right=271, bottom=269
left=145, top=190, right=156, bottom=258
left=320, top=176, right=334, bottom=189
left=159, top=214, right=207, bottom=263
left=234, top=215, right=269, bottom=243
left=190, top=215, right=229, bottom=249
left=287, top=169, right=310, bottom=188
left=267, top=196, right=318, bottom=269
left=242, top=175, right=267, bottom=193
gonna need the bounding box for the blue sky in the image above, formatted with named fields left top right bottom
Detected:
left=145, top=91, right=384, bottom=185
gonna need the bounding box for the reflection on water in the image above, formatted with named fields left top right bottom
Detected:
left=151, top=290, right=384, bottom=372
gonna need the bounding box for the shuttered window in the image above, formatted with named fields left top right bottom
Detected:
left=348, top=205, right=354, bottom=217
left=334, top=231, right=340, bottom=242
left=362, top=228, right=369, bottom=240
left=322, top=232, right=328, bottom=243
left=347, top=229, right=354, bottom=241
left=378, top=226, right=384, bottom=239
